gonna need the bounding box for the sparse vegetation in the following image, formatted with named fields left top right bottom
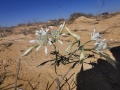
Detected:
left=14, top=21, right=117, bottom=90
left=68, top=12, right=94, bottom=23
left=0, top=11, right=120, bottom=90
left=46, top=18, right=65, bottom=26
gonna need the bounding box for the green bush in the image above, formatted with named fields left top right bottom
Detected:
left=68, top=12, right=93, bottom=23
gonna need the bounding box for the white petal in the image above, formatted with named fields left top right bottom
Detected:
left=48, top=41, right=52, bottom=45
left=58, top=40, right=63, bottom=44
left=21, top=46, right=35, bottom=57
left=49, top=38, right=54, bottom=42
left=39, top=30, right=43, bottom=33
left=103, top=39, right=106, bottom=41
left=41, top=27, right=44, bottom=30
left=36, top=45, right=41, bottom=52
left=94, top=42, right=99, bottom=46
left=61, top=33, right=66, bottom=36
left=42, top=30, right=47, bottom=35
left=91, top=33, right=101, bottom=40
left=35, top=30, right=39, bottom=33
left=45, top=46, right=48, bottom=54
left=95, top=39, right=108, bottom=51
left=103, top=44, right=107, bottom=50
left=59, top=22, right=65, bottom=33
left=49, top=26, right=53, bottom=29
left=45, top=28, right=49, bottom=32
left=91, top=29, right=101, bottom=40
left=29, top=40, right=37, bottom=44
left=60, top=24, right=63, bottom=28
left=35, top=31, right=39, bottom=36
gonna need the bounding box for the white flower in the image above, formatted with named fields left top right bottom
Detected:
left=50, top=30, right=63, bottom=44
left=51, top=30, right=59, bottom=38
left=35, top=27, right=49, bottom=38
left=91, top=28, right=101, bottom=40
left=94, top=39, right=108, bottom=52
left=30, top=28, right=50, bottom=54
left=27, top=22, right=65, bottom=55
left=41, top=28, right=48, bottom=35
left=48, top=22, right=65, bottom=45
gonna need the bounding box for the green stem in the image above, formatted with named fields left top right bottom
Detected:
left=68, top=48, right=79, bottom=58
left=82, top=40, right=92, bottom=46
left=68, top=40, right=94, bottom=60
left=53, top=44, right=56, bottom=51
left=53, top=44, right=59, bottom=66
left=84, top=48, right=95, bottom=51
left=14, top=57, right=21, bottom=90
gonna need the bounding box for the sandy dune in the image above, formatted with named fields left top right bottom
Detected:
left=0, top=14, right=120, bottom=90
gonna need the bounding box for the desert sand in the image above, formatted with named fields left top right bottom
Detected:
left=0, top=13, right=120, bottom=90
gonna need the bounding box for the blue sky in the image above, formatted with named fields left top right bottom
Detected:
left=0, top=0, right=120, bottom=27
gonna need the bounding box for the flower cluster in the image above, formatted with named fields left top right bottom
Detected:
left=21, top=22, right=65, bottom=56
left=21, top=22, right=116, bottom=68
left=91, top=29, right=108, bottom=53
left=65, top=27, right=116, bottom=67
left=90, top=29, right=116, bottom=67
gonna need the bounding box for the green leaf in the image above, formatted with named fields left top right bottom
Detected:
left=65, top=41, right=78, bottom=53
left=79, top=47, right=85, bottom=63
left=65, top=27, right=80, bottom=41
left=99, top=52, right=117, bottom=68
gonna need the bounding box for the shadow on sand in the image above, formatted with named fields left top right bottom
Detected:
left=76, top=46, right=120, bottom=90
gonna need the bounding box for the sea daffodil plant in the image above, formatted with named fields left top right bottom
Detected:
left=21, top=22, right=116, bottom=68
